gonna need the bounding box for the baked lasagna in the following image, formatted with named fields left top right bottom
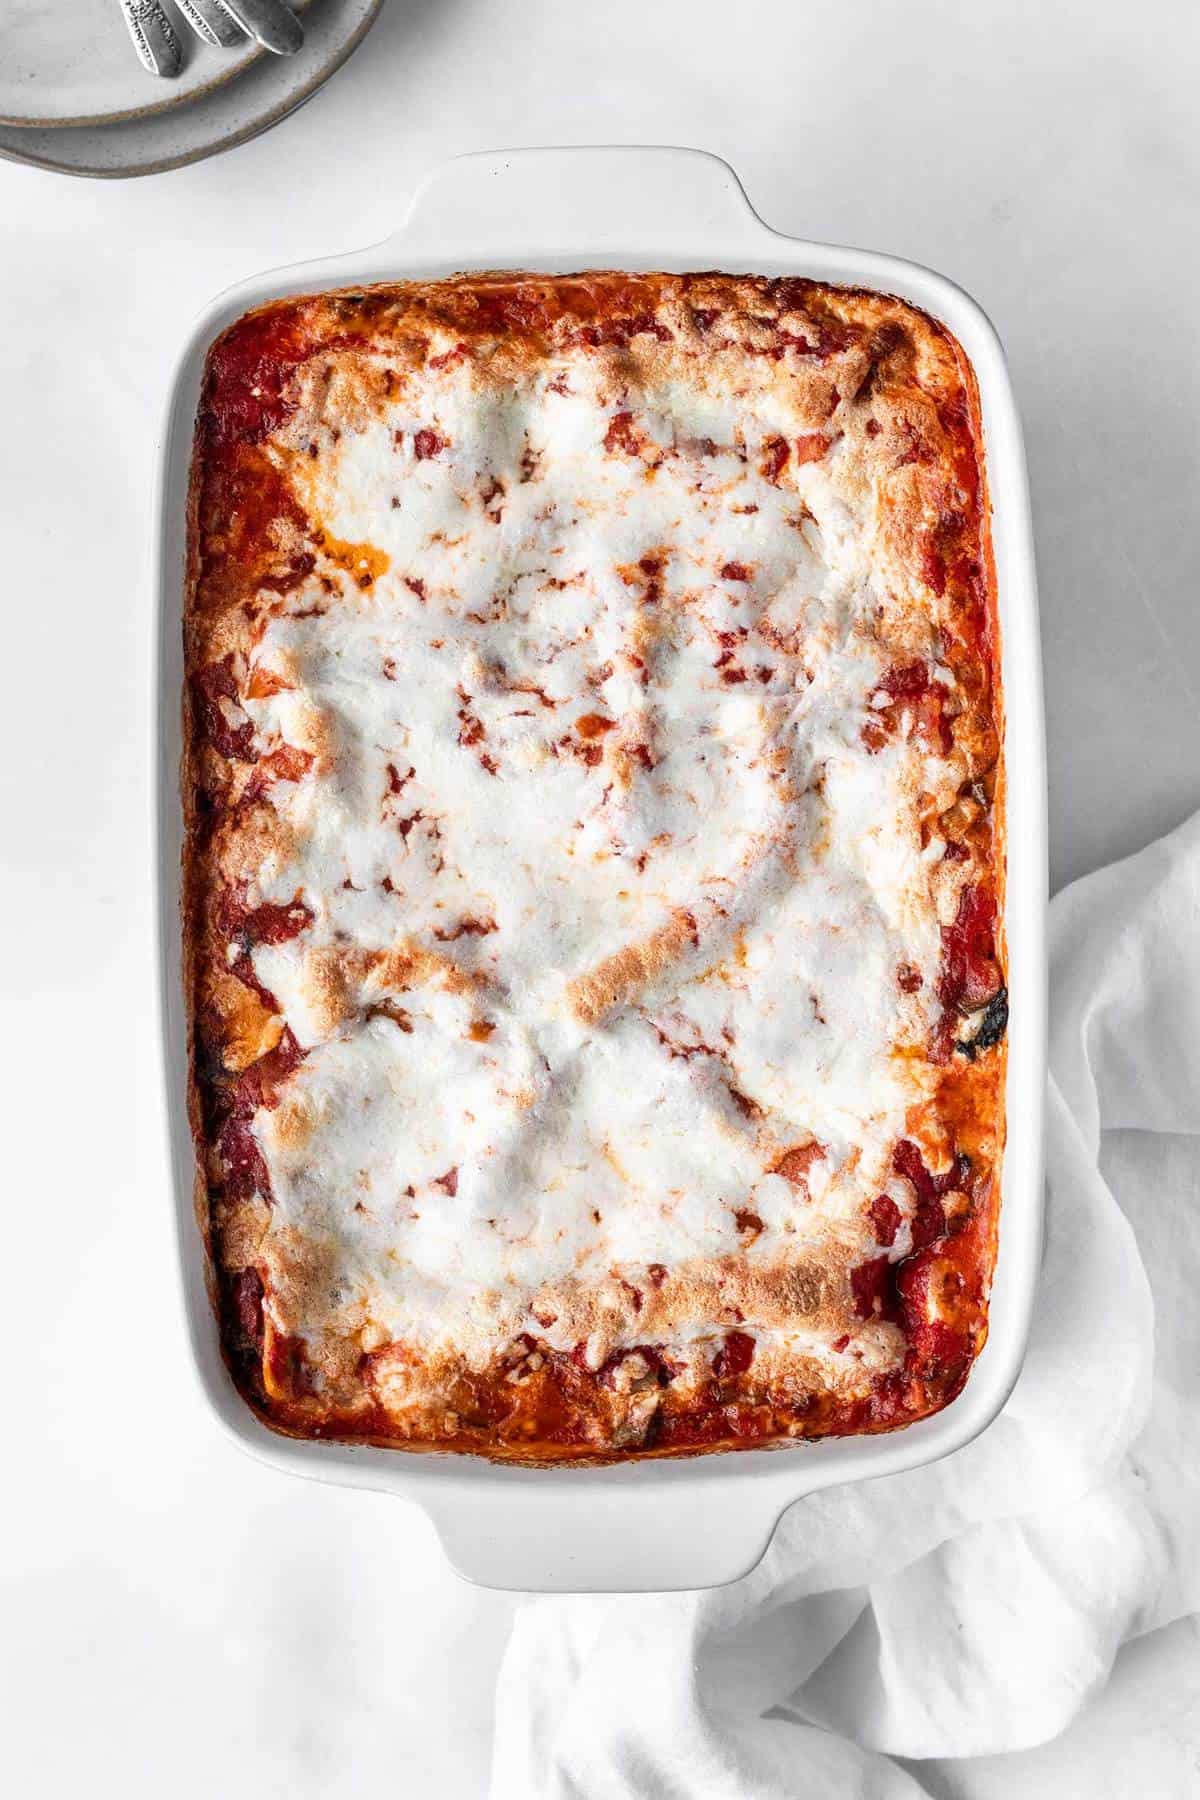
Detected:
left=184, top=273, right=1005, bottom=1461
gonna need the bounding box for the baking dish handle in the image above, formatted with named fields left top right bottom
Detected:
left=384, top=145, right=774, bottom=265
left=420, top=1471, right=798, bottom=1594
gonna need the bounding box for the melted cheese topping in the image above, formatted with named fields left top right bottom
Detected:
left=187, top=276, right=1005, bottom=1457
left=232, top=345, right=953, bottom=1383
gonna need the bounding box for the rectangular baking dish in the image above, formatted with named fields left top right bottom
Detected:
left=155, top=145, right=1046, bottom=1593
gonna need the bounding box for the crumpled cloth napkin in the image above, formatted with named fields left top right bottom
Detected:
left=492, top=813, right=1200, bottom=1797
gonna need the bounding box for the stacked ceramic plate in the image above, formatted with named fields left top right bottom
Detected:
left=0, top=0, right=382, bottom=177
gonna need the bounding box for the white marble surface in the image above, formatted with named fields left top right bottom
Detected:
left=1, top=1, right=1196, bottom=1792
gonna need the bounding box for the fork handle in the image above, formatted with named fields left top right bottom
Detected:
left=175, top=0, right=247, bottom=46
left=118, top=0, right=184, bottom=76
left=213, top=0, right=303, bottom=54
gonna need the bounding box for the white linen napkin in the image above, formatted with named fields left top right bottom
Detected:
left=491, top=813, right=1200, bottom=1798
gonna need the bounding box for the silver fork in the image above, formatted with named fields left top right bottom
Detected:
left=177, top=0, right=306, bottom=54
left=119, top=0, right=303, bottom=76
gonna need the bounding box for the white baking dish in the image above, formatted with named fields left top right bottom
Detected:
left=154, top=145, right=1046, bottom=1593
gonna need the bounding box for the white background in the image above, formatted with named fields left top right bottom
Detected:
left=2, top=1, right=1197, bottom=1793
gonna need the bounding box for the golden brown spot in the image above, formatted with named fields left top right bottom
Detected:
left=433, top=915, right=497, bottom=942
left=245, top=664, right=293, bottom=699
left=568, top=911, right=700, bottom=1026
left=274, top=1095, right=317, bottom=1152
left=575, top=711, right=616, bottom=740
left=302, top=949, right=355, bottom=1038
left=369, top=1001, right=414, bottom=1033
left=215, top=1196, right=271, bottom=1269
left=206, top=972, right=284, bottom=1073
left=312, top=528, right=391, bottom=588
left=367, top=940, right=470, bottom=996
left=774, top=1141, right=826, bottom=1188
left=728, top=1084, right=765, bottom=1121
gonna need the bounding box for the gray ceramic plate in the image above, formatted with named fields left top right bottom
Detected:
left=0, top=0, right=380, bottom=177
left=0, top=0, right=319, bottom=128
